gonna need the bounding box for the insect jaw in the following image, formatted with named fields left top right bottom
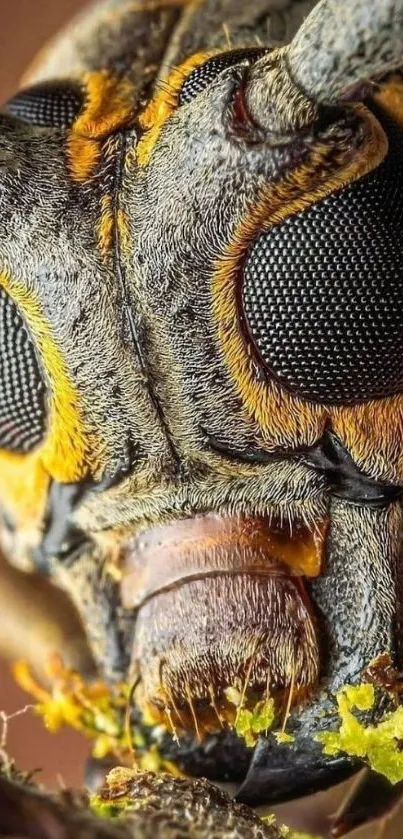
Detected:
left=121, top=514, right=325, bottom=742
left=111, top=491, right=403, bottom=801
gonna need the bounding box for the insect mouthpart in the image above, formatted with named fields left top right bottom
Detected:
left=121, top=515, right=326, bottom=742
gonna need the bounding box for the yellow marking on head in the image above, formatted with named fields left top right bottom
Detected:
left=332, top=396, right=403, bottom=485
left=0, top=450, right=48, bottom=527
left=212, top=106, right=387, bottom=448
left=98, top=194, right=114, bottom=260
left=137, top=52, right=215, bottom=166
left=67, top=71, right=136, bottom=182
left=117, top=209, right=132, bottom=258
left=75, top=71, right=135, bottom=138
left=67, top=136, right=101, bottom=184
left=0, top=273, right=98, bottom=526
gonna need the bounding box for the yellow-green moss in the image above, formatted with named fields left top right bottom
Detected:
left=317, top=682, right=403, bottom=784
left=235, top=698, right=276, bottom=748
left=274, top=731, right=295, bottom=745
left=89, top=796, right=130, bottom=819
left=14, top=661, right=132, bottom=760
left=89, top=767, right=155, bottom=819
left=224, top=686, right=276, bottom=748
left=261, top=819, right=318, bottom=839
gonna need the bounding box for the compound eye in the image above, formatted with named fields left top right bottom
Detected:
left=241, top=115, right=403, bottom=405
left=4, top=81, right=83, bottom=129
left=178, top=47, right=269, bottom=105
left=0, top=288, right=47, bottom=453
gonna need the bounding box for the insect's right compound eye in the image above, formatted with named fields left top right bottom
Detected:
left=178, top=47, right=270, bottom=105
left=239, top=110, right=403, bottom=406
left=4, top=81, right=84, bottom=129
left=0, top=288, right=47, bottom=453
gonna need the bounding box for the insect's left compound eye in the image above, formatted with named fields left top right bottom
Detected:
left=240, top=112, right=403, bottom=405
left=178, top=47, right=269, bottom=105
left=0, top=288, right=47, bottom=453
left=4, top=81, right=84, bottom=129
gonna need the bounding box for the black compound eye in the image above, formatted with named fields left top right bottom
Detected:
left=0, top=288, right=47, bottom=453
left=241, top=110, right=403, bottom=405
left=4, top=81, right=84, bottom=129
left=178, top=48, right=270, bottom=106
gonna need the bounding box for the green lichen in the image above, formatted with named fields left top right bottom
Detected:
left=224, top=686, right=276, bottom=748
left=235, top=698, right=276, bottom=748
left=89, top=796, right=129, bottom=819
left=89, top=767, right=134, bottom=819
left=260, top=819, right=318, bottom=839
left=14, top=661, right=132, bottom=761
left=317, top=682, right=403, bottom=784
left=261, top=814, right=276, bottom=826
left=274, top=731, right=295, bottom=745
left=224, top=686, right=243, bottom=707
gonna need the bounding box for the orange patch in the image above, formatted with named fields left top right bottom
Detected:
left=332, top=397, right=403, bottom=485
left=374, top=74, right=403, bottom=127
left=74, top=72, right=135, bottom=138
left=67, top=136, right=102, bottom=185
left=67, top=71, right=136, bottom=182
left=137, top=51, right=216, bottom=166
left=117, top=209, right=132, bottom=258
left=98, top=193, right=114, bottom=260
left=212, top=105, right=387, bottom=450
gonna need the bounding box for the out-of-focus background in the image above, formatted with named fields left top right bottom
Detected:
left=0, top=0, right=88, bottom=790
left=0, top=0, right=84, bottom=102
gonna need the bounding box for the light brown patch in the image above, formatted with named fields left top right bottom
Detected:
left=331, top=397, right=403, bottom=485
left=374, top=74, right=403, bottom=127
left=122, top=514, right=327, bottom=610
left=212, top=105, right=387, bottom=450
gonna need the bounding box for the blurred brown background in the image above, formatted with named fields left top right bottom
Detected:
left=0, top=0, right=88, bottom=789
left=0, top=0, right=85, bottom=103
